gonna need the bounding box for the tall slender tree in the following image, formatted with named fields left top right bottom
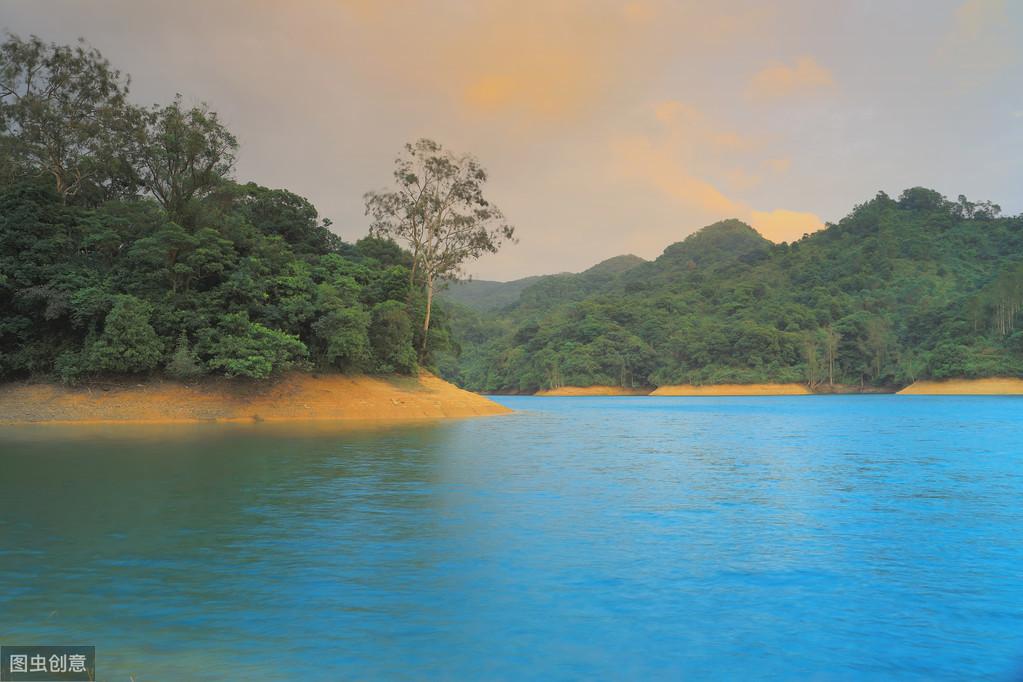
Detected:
left=365, top=138, right=514, bottom=357
left=824, top=325, right=841, bottom=386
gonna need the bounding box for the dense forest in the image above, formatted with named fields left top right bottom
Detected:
left=438, top=190, right=1023, bottom=393
left=0, top=34, right=440, bottom=383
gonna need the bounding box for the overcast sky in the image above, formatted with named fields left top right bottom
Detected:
left=3, top=0, right=1022, bottom=279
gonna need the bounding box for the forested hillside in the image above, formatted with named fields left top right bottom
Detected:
left=438, top=254, right=645, bottom=313
left=439, top=190, right=1023, bottom=393
left=0, top=35, right=435, bottom=383
left=439, top=276, right=546, bottom=312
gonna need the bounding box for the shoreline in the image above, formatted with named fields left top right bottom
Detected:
left=897, top=377, right=1023, bottom=395
left=512, top=378, right=1023, bottom=397
left=651, top=383, right=812, bottom=396
left=0, top=372, right=511, bottom=425
left=534, top=385, right=653, bottom=396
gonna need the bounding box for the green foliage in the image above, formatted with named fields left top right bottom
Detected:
left=203, top=313, right=307, bottom=379
left=312, top=307, right=371, bottom=371
left=438, top=276, right=545, bottom=312
left=0, top=33, right=130, bottom=200
left=121, top=95, right=238, bottom=224
left=54, top=349, right=87, bottom=385
left=441, top=192, right=1023, bottom=392
left=365, top=138, right=515, bottom=360
left=0, top=34, right=437, bottom=384
left=369, top=301, right=417, bottom=374
left=86, top=295, right=163, bottom=373
left=166, top=331, right=204, bottom=379
left=927, top=342, right=968, bottom=379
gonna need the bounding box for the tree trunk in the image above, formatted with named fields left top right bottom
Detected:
left=407, top=249, right=418, bottom=292
left=420, top=272, right=433, bottom=359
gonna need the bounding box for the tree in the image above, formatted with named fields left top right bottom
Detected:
left=203, top=312, right=307, bottom=379
left=929, top=342, right=968, bottom=379
left=123, top=95, right=237, bottom=224
left=87, top=295, right=163, bottom=373
left=238, top=183, right=338, bottom=255
left=823, top=325, right=841, bottom=385
left=166, top=331, right=203, bottom=379
left=990, top=263, right=1023, bottom=337
left=804, top=332, right=821, bottom=387
left=865, top=316, right=891, bottom=381
left=0, top=33, right=130, bottom=200
left=312, top=307, right=370, bottom=371
left=364, top=138, right=514, bottom=358
left=369, top=300, right=417, bottom=373
left=0, top=35, right=437, bottom=384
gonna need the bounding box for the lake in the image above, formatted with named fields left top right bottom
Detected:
left=1, top=396, right=1022, bottom=680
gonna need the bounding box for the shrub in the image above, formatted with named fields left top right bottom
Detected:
left=312, top=307, right=371, bottom=371
left=369, top=300, right=417, bottom=374
left=166, top=332, right=204, bottom=379
left=204, top=312, right=307, bottom=379
left=87, top=295, right=163, bottom=373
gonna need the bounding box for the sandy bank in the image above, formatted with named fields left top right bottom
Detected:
left=0, top=372, right=511, bottom=425
left=897, top=377, right=1023, bottom=395
left=534, top=385, right=653, bottom=396
left=650, top=383, right=812, bottom=396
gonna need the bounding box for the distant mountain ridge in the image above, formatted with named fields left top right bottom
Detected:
left=439, top=254, right=646, bottom=312
left=438, top=188, right=1023, bottom=394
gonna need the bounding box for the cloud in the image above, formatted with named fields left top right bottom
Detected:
left=652, top=100, right=761, bottom=153
left=749, top=209, right=824, bottom=242
left=611, top=102, right=822, bottom=244
left=748, top=56, right=834, bottom=101
left=322, top=0, right=666, bottom=129
left=612, top=134, right=739, bottom=215
left=939, top=0, right=1017, bottom=83
left=1, top=1, right=896, bottom=278
left=764, top=157, right=792, bottom=173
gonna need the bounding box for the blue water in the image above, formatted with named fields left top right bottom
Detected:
left=1, top=396, right=1022, bottom=680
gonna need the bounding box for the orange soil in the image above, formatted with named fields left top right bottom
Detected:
left=897, top=377, right=1023, bottom=395
left=534, top=385, right=653, bottom=396
left=0, top=372, right=511, bottom=425
left=650, top=383, right=812, bottom=396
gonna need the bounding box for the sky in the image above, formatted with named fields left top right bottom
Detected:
left=3, top=0, right=1022, bottom=280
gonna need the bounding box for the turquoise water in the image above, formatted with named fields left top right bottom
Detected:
left=1, top=396, right=1022, bottom=680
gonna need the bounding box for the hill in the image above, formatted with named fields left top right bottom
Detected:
left=438, top=188, right=1023, bottom=393
left=438, top=254, right=646, bottom=313
left=582, top=254, right=647, bottom=276
left=438, top=276, right=547, bottom=312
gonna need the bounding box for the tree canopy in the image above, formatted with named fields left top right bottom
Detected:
left=0, top=33, right=444, bottom=383
left=365, top=138, right=514, bottom=359
left=438, top=193, right=1023, bottom=393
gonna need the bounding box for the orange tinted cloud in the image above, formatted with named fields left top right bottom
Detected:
left=612, top=135, right=739, bottom=215
left=748, top=56, right=834, bottom=101
left=327, top=0, right=663, bottom=127
left=749, top=209, right=824, bottom=242
left=653, top=100, right=759, bottom=152
left=5, top=0, right=836, bottom=277
left=612, top=102, right=823, bottom=243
